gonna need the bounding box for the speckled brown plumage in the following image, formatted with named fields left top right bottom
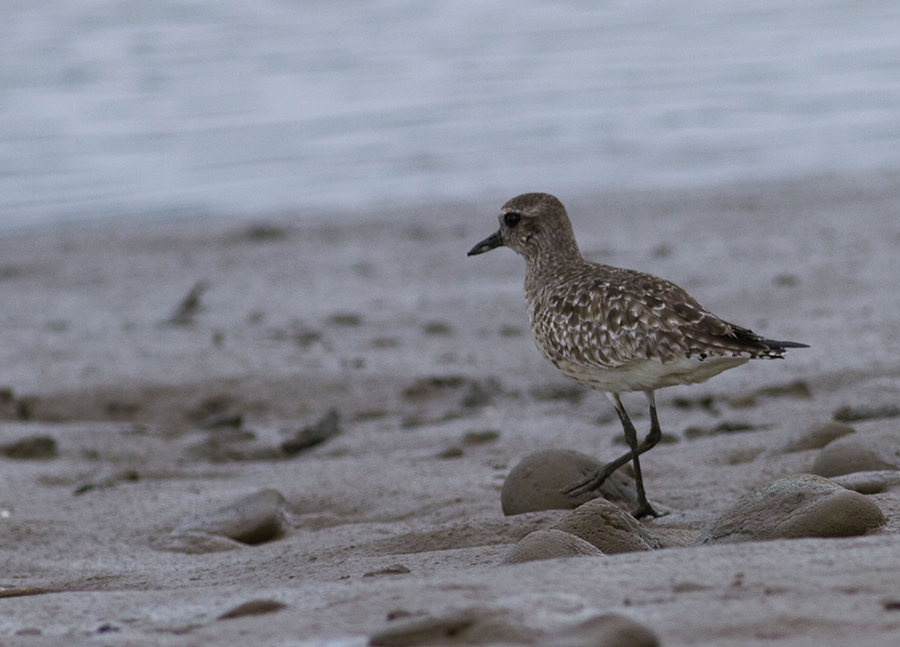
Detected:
left=468, top=192, right=808, bottom=518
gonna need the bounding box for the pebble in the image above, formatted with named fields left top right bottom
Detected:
left=461, top=429, right=500, bottom=445
left=364, top=564, right=412, bottom=577
left=218, top=599, right=287, bottom=620
left=831, top=470, right=900, bottom=495
left=500, top=449, right=636, bottom=516
left=369, top=596, right=658, bottom=647
left=551, top=498, right=669, bottom=554
left=73, top=468, right=139, bottom=495
left=281, top=409, right=341, bottom=456
left=833, top=404, right=900, bottom=422
left=698, top=474, right=885, bottom=544
left=155, top=489, right=287, bottom=553
left=500, top=529, right=604, bottom=565
left=810, top=431, right=900, bottom=478
left=554, top=613, right=660, bottom=647
left=0, top=435, right=57, bottom=460
left=775, top=421, right=855, bottom=453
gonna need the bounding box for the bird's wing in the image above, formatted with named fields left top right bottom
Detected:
left=532, top=273, right=783, bottom=369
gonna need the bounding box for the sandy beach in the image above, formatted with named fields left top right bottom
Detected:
left=1, top=172, right=900, bottom=645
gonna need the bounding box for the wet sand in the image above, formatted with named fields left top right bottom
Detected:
left=2, top=173, right=900, bottom=645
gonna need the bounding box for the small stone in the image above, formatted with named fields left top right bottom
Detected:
left=500, top=529, right=604, bottom=565
left=810, top=432, right=900, bottom=478
left=462, top=429, right=500, bottom=445
left=369, top=600, right=659, bottom=647
left=501, top=449, right=636, bottom=516
left=831, top=470, right=900, bottom=495
left=881, top=597, right=900, bottom=611
left=554, top=613, right=660, bottom=647
left=370, top=608, right=489, bottom=646
left=73, top=468, right=139, bottom=495
left=199, top=412, right=244, bottom=429
left=236, top=223, right=291, bottom=242
left=281, top=409, right=340, bottom=456
left=167, top=489, right=287, bottom=549
left=698, top=474, right=885, bottom=544
left=436, top=446, right=464, bottom=459
left=1, top=435, right=57, bottom=460
left=777, top=421, right=855, bottom=453
left=422, top=321, right=453, bottom=336
left=834, top=404, right=900, bottom=422
left=363, top=564, right=412, bottom=577
left=166, top=280, right=208, bottom=326
left=218, top=599, right=287, bottom=619
left=328, top=312, right=363, bottom=326
left=152, top=532, right=246, bottom=554
left=551, top=498, right=668, bottom=554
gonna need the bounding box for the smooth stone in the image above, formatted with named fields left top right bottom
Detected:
left=73, top=468, right=140, bottom=495
left=831, top=470, right=900, bottom=494
left=777, top=421, right=855, bottom=453
left=152, top=532, right=246, bottom=554
left=500, top=529, right=604, bottom=565
left=698, top=474, right=885, bottom=544
left=501, top=449, right=636, bottom=516
left=171, top=489, right=287, bottom=545
left=553, top=613, right=660, bottom=647
left=810, top=432, right=900, bottom=478
left=551, top=498, right=668, bottom=554
left=218, top=599, right=287, bottom=620
left=369, top=598, right=658, bottom=647
left=1, top=435, right=57, bottom=459
left=363, top=564, right=412, bottom=577
left=281, top=409, right=341, bottom=456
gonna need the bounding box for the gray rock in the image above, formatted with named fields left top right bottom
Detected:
left=369, top=598, right=659, bottom=647
left=1, top=435, right=57, bottom=460
left=73, top=468, right=139, bottom=495
left=281, top=409, right=340, bottom=455
left=831, top=470, right=900, bottom=494
left=553, top=613, right=660, bottom=647
left=698, top=474, right=885, bottom=544
left=810, top=432, right=900, bottom=478
left=551, top=498, right=668, bottom=554
left=218, top=599, right=287, bottom=620
left=157, top=489, right=288, bottom=552
left=500, top=529, right=604, bottom=565
left=501, top=449, right=636, bottom=516
left=777, top=421, right=855, bottom=453
left=152, top=532, right=246, bottom=554
left=833, top=404, right=900, bottom=422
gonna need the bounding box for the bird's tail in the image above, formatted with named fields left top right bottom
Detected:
left=758, top=338, right=810, bottom=354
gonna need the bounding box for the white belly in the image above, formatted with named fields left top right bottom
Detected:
left=553, top=355, right=749, bottom=393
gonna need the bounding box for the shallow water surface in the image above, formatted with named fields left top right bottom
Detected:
left=1, top=0, right=899, bottom=227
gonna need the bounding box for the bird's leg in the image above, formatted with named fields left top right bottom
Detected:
left=562, top=391, right=664, bottom=518
left=608, top=393, right=661, bottom=518
left=644, top=389, right=662, bottom=450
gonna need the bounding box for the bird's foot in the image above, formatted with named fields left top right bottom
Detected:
left=560, top=464, right=617, bottom=498
left=632, top=501, right=668, bottom=520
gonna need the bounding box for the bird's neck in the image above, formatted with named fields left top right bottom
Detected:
left=523, top=238, right=585, bottom=293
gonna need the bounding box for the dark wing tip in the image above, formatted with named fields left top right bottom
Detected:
left=760, top=338, right=810, bottom=351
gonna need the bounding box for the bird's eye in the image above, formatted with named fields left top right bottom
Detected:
left=504, top=212, right=521, bottom=228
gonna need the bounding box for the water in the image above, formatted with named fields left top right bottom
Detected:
left=2, top=0, right=900, bottom=228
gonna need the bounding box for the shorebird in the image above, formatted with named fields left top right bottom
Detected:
left=468, top=193, right=808, bottom=518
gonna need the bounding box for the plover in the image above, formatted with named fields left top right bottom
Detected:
left=468, top=193, right=808, bottom=518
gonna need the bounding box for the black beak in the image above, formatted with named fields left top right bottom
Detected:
left=467, top=230, right=503, bottom=256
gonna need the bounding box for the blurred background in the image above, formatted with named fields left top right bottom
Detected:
left=2, top=0, right=899, bottom=229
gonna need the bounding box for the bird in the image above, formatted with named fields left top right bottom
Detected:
left=468, top=192, right=808, bottom=518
